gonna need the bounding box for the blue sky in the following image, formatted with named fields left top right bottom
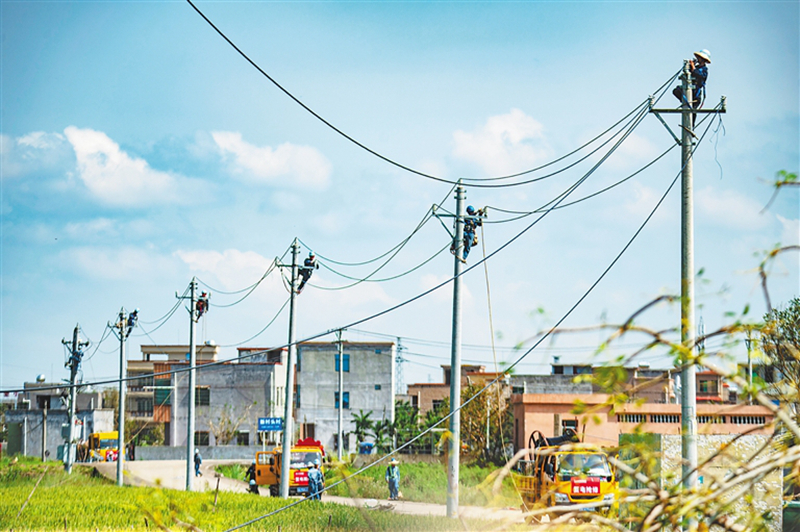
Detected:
left=1, top=1, right=798, bottom=392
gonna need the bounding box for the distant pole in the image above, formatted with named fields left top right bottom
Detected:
left=176, top=280, right=201, bottom=490
left=746, top=334, right=753, bottom=405
left=117, top=309, right=127, bottom=487
left=41, top=408, right=47, bottom=462
left=679, top=59, right=699, bottom=511
left=447, top=183, right=465, bottom=518
left=187, top=279, right=197, bottom=491
left=336, top=329, right=344, bottom=462
left=280, top=239, right=300, bottom=499
left=62, top=325, right=88, bottom=473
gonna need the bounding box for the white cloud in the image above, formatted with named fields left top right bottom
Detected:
left=777, top=215, right=799, bottom=246
left=696, top=186, right=770, bottom=231
left=211, top=131, right=331, bottom=189
left=63, top=126, right=198, bottom=207
left=60, top=246, right=178, bottom=281
left=452, top=109, right=551, bottom=175
left=1, top=131, right=72, bottom=179
left=175, top=249, right=280, bottom=293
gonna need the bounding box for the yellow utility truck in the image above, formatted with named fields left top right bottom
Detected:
left=79, top=431, right=122, bottom=462
left=255, top=437, right=325, bottom=497
left=514, top=429, right=618, bottom=522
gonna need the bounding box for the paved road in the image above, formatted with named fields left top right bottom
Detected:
left=91, top=459, right=524, bottom=524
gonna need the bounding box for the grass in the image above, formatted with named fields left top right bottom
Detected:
left=324, top=459, right=521, bottom=508
left=1, top=456, right=512, bottom=531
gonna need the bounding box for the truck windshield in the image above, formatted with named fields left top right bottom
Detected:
left=98, top=439, right=116, bottom=450
left=557, top=453, right=611, bottom=480
left=290, top=451, right=321, bottom=469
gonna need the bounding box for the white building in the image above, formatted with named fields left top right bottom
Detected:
left=295, top=341, right=395, bottom=453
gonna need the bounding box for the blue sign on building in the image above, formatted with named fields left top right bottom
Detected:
left=258, top=417, right=283, bottom=432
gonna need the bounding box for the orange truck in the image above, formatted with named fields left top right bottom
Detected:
left=255, top=437, right=325, bottom=497
left=514, top=429, right=618, bottom=522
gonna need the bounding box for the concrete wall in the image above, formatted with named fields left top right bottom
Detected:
left=135, top=445, right=271, bottom=461
left=661, top=434, right=782, bottom=532
left=296, top=342, right=395, bottom=453
left=510, top=374, right=594, bottom=395
left=172, top=362, right=286, bottom=448
left=5, top=409, right=114, bottom=458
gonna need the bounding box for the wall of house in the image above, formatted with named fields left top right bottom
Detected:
left=172, top=362, right=285, bottom=447
left=5, top=409, right=114, bottom=458
left=295, top=342, right=395, bottom=453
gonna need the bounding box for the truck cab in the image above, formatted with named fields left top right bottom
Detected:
left=255, top=438, right=325, bottom=497
left=515, top=429, right=618, bottom=522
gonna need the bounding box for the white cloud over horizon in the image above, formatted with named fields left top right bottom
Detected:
left=452, top=109, right=552, bottom=175
left=211, top=131, right=331, bottom=189
left=696, top=185, right=771, bottom=231
left=64, top=126, right=201, bottom=207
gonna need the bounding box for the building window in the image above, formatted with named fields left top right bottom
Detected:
left=617, top=414, right=646, bottom=423
left=698, top=415, right=726, bottom=424
left=730, top=416, right=766, bottom=425
left=562, top=419, right=578, bottom=431
left=335, top=353, right=351, bottom=372
left=235, top=431, right=250, bottom=446
left=194, top=431, right=210, bottom=446
left=297, top=351, right=301, bottom=372
left=136, top=398, right=154, bottom=415
left=335, top=391, right=350, bottom=409
left=512, top=385, right=525, bottom=395
left=154, top=379, right=171, bottom=406
left=374, top=384, right=381, bottom=390
left=432, top=399, right=444, bottom=411
left=295, top=385, right=301, bottom=408
left=650, top=414, right=680, bottom=424
left=698, top=380, right=718, bottom=394
left=195, top=387, right=210, bottom=406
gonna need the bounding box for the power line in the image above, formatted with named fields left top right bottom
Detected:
left=3, top=102, right=664, bottom=397
left=186, top=0, right=680, bottom=187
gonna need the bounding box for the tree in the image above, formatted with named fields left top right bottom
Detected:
left=207, top=403, right=255, bottom=446
left=371, top=418, right=393, bottom=453
left=393, top=400, right=419, bottom=448
left=760, top=296, right=800, bottom=422
left=459, top=382, right=513, bottom=465
left=350, top=409, right=374, bottom=444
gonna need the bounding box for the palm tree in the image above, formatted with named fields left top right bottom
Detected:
left=351, top=409, right=374, bottom=444
left=371, top=418, right=393, bottom=453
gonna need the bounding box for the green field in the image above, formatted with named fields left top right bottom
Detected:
left=1, top=457, right=512, bottom=531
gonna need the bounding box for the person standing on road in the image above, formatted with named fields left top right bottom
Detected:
left=194, top=449, right=203, bottom=477
left=385, top=458, right=400, bottom=500
left=307, top=459, right=324, bottom=500
left=245, top=460, right=259, bottom=494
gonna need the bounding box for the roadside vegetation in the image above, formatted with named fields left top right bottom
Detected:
left=1, top=456, right=507, bottom=531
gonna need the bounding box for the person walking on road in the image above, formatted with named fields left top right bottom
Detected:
left=194, top=449, right=203, bottom=477
left=385, top=458, right=400, bottom=500
left=307, top=459, right=324, bottom=500
left=245, top=460, right=259, bottom=494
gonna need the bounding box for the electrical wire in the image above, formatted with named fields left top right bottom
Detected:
left=299, top=183, right=456, bottom=267
left=187, top=0, right=680, bottom=187
left=223, top=115, right=722, bottom=532
left=206, top=260, right=278, bottom=308
left=3, top=103, right=681, bottom=404
left=138, top=286, right=189, bottom=325
left=217, top=296, right=291, bottom=348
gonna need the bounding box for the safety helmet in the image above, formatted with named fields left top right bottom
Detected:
left=309, top=251, right=315, bottom=258
left=314, top=459, right=320, bottom=466
left=694, top=49, right=711, bottom=64
left=252, top=460, right=256, bottom=465
left=249, top=479, right=256, bottom=485
left=466, top=205, right=475, bottom=215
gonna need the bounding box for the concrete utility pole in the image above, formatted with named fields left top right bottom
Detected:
left=279, top=239, right=300, bottom=498
left=109, top=308, right=137, bottom=487
left=447, top=183, right=466, bottom=518
left=649, top=59, right=726, bottom=530
left=62, top=325, right=89, bottom=474
left=177, top=279, right=202, bottom=491
left=336, top=328, right=345, bottom=462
